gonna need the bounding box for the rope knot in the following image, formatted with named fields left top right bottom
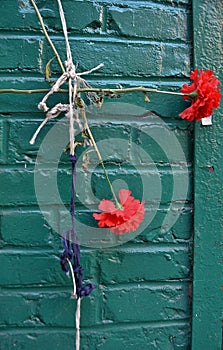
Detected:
left=69, top=153, right=77, bottom=164
left=65, top=60, right=76, bottom=79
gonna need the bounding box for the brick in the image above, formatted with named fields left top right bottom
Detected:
left=7, top=118, right=131, bottom=164
left=0, top=79, right=189, bottom=116
left=0, top=331, right=75, bottom=350
left=7, top=116, right=192, bottom=164
left=0, top=250, right=97, bottom=286
left=0, top=120, right=7, bottom=163
left=82, top=323, right=190, bottom=350
left=0, top=289, right=99, bottom=328
left=0, top=166, right=191, bottom=207
left=103, top=282, right=190, bottom=323
left=0, top=1, right=194, bottom=348
left=8, top=118, right=65, bottom=164
left=129, top=120, right=193, bottom=164
left=98, top=245, right=190, bottom=284
left=0, top=294, right=36, bottom=327
left=0, top=169, right=37, bottom=206
left=108, top=6, right=190, bottom=41
left=0, top=322, right=190, bottom=350
left=38, top=290, right=100, bottom=327
left=0, top=37, right=191, bottom=78
left=1, top=0, right=102, bottom=34
left=136, top=205, right=193, bottom=243
left=0, top=210, right=53, bottom=247
left=0, top=37, right=44, bottom=73
left=87, top=167, right=192, bottom=205
left=0, top=168, right=72, bottom=206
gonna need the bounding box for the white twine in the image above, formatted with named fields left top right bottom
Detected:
left=28, top=2, right=104, bottom=348
left=57, top=3, right=81, bottom=349
left=57, top=0, right=73, bottom=64
left=75, top=298, right=81, bottom=350
left=66, top=257, right=81, bottom=350
left=66, top=258, right=77, bottom=298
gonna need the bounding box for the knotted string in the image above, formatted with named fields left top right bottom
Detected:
left=60, top=154, right=96, bottom=350
left=60, top=154, right=96, bottom=297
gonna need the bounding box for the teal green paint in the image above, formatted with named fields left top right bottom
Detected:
left=0, top=1, right=194, bottom=349
left=192, top=0, right=223, bottom=349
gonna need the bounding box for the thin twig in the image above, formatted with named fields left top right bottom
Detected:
left=30, top=0, right=65, bottom=73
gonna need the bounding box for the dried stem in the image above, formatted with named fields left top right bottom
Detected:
left=30, top=0, right=65, bottom=73
left=0, top=86, right=184, bottom=96
left=78, top=98, right=122, bottom=209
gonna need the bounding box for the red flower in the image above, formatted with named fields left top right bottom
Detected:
left=93, top=189, right=145, bottom=235
left=179, top=69, right=221, bottom=121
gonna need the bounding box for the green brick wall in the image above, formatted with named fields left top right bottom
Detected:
left=0, top=0, right=193, bottom=349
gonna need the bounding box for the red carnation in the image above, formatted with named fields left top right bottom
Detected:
left=179, top=69, right=221, bottom=121
left=93, top=189, right=145, bottom=235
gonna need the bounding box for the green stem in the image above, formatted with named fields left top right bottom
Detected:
left=78, top=99, right=122, bottom=209
left=30, top=0, right=65, bottom=73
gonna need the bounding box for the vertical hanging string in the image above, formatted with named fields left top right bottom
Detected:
left=60, top=155, right=96, bottom=350
left=57, top=0, right=72, bottom=62
left=70, top=154, right=81, bottom=350
left=57, top=3, right=96, bottom=348
left=57, top=0, right=77, bottom=156
left=75, top=298, right=81, bottom=350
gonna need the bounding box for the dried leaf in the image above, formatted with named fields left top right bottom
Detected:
left=45, top=56, right=56, bottom=82
left=82, top=149, right=94, bottom=173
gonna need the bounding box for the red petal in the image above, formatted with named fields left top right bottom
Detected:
left=98, top=199, right=116, bottom=213
left=118, top=189, right=131, bottom=205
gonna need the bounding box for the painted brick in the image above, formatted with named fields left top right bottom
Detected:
left=98, top=245, right=190, bottom=284
left=0, top=1, right=193, bottom=349
left=71, top=205, right=193, bottom=245
left=0, top=294, right=36, bottom=327
left=103, top=282, right=190, bottom=323
left=0, top=250, right=97, bottom=286
left=1, top=0, right=102, bottom=33
left=81, top=323, right=191, bottom=350
left=0, top=210, right=53, bottom=248
left=0, top=323, right=191, bottom=350
left=0, top=37, right=191, bottom=77
left=7, top=117, right=192, bottom=164
left=108, top=6, right=190, bottom=41
left=38, top=291, right=100, bottom=327
left=137, top=205, right=193, bottom=243
left=0, top=290, right=99, bottom=328
left=0, top=120, right=6, bottom=163
left=0, top=37, right=44, bottom=73
left=0, top=331, right=75, bottom=350
left=0, top=165, right=190, bottom=207
left=88, top=168, right=192, bottom=205
left=0, top=169, right=37, bottom=206
left=0, top=79, right=189, bottom=115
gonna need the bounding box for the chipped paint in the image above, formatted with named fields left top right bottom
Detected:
left=38, top=40, right=44, bottom=73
